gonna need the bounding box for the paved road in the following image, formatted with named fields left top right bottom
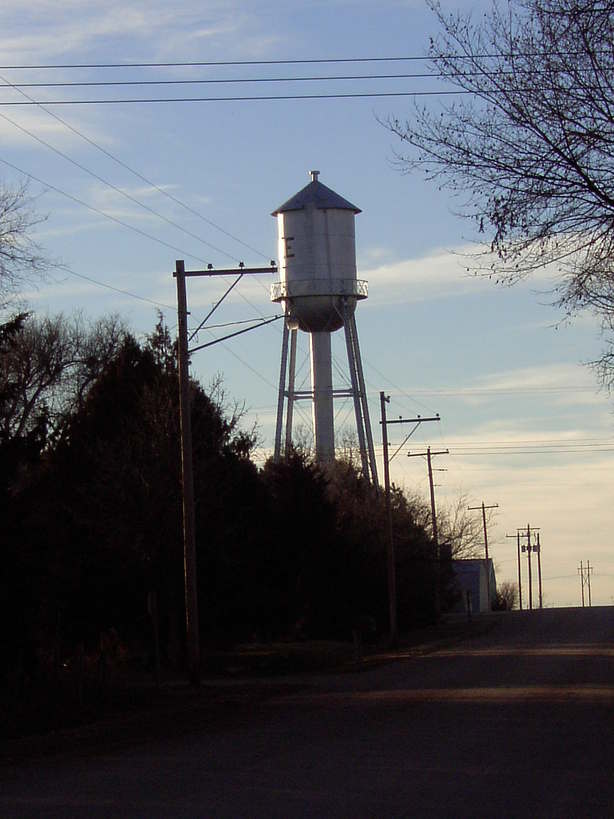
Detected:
left=2, top=606, right=614, bottom=817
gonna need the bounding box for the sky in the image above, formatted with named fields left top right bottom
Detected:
left=2, top=0, right=613, bottom=608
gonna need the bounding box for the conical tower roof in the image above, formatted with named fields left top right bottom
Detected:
left=272, top=171, right=361, bottom=216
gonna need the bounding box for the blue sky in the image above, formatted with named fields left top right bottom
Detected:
left=2, top=0, right=613, bottom=607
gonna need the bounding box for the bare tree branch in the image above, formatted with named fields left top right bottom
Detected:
left=382, top=0, right=614, bottom=380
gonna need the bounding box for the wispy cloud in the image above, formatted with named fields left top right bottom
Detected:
left=361, top=246, right=485, bottom=306
left=361, top=244, right=563, bottom=307
left=0, top=2, right=278, bottom=65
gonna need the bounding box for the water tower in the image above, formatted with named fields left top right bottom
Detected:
left=271, top=170, right=378, bottom=483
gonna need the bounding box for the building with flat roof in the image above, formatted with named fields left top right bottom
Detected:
left=450, top=559, right=497, bottom=614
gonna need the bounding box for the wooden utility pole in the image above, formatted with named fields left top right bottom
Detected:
left=407, top=447, right=448, bottom=616
left=505, top=532, right=523, bottom=610
left=175, top=260, right=200, bottom=685
left=535, top=532, right=543, bottom=609
left=587, top=560, right=593, bottom=607
left=578, top=560, right=594, bottom=607
left=468, top=502, right=498, bottom=610
left=174, top=259, right=278, bottom=686
left=380, top=394, right=440, bottom=646
left=380, top=392, right=396, bottom=647
left=519, top=525, right=539, bottom=611
left=527, top=524, right=533, bottom=610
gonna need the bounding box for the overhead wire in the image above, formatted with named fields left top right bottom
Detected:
left=53, top=264, right=175, bottom=310
left=0, top=52, right=598, bottom=69
left=0, top=74, right=282, bottom=341
left=0, top=69, right=547, bottom=89
left=4, top=53, right=608, bottom=464
left=0, top=90, right=470, bottom=106
left=0, top=155, right=210, bottom=262
left=0, top=107, right=239, bottom=261
left=0, top=154, right=279, bottom=375
left=0, top=72, right=271, bottom=261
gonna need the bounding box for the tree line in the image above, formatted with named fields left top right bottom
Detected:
left=2, top=309, right=481, bottom=687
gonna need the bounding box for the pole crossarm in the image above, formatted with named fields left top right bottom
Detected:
left=407, top=448, right=449, bottom=458
left=173, top=263, right=278, bottom=278
left=381, top=414, right=440, bottom=425
left=382, top=413, right=440, bottom=463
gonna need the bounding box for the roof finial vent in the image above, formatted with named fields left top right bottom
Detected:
left=309, top=170, right=320, bottom=183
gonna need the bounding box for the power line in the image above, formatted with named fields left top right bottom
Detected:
left=405, top=385, right=600, bottom=396
left=442, top=438, right=614, bottom=445
left=0, top=90, right=470, bottom=106
left=0, top=155, right=209, bottom=263
left=0, top=72, right=286, bottom=340
left=0, top=156, right=277, bottom=333
left=0, top=72, right=462, bottom=88
left=0, top=108, right=239, bottom=262
left=53, top=265, right=175, bottom=310
left=0, top=72, right=270, bottom=262
left=0, top=52, right=595, bottom=70
left=6, top=65, right=607, bottom=94
left=0, top=70, right=548, bottom=89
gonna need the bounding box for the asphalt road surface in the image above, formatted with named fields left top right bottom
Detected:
left=2, top=606, right=614, bottom=818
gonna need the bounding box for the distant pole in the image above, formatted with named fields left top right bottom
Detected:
left=175, top=260, right=200, bottom=685
left=426, top=448, right=438, bottom=551
left=381, top=405, right=441, bottom=643
left=505, top=532, right=523, bottom=610
left=380, top=391, right=397, bottom=647
left=517, top=531, right=523, bottom=610
left=468, top=502, right=498, bottom=610
left=578, top=561, right=585, bottom=607
left=408, top=447, right=449, bottom=618
left=536, top=532, right=543, bottom=609
left=526, top=524, right=533, bottom=611
left=427, top=448, right=438, bottom=617
left=587, top=560, right=593, bottom=607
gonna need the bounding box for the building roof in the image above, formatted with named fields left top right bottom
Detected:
left=272, top=172, right=361, bottom=216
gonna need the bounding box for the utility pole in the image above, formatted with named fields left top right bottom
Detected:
left=578, top=560, right=594, bottom=607
left=505, top=532, right=523, bottom=610
left=175, top=260, right=199, bottom=685
left=587, top=560, right=593, bottom=607
left=535, top=532, right=543, bottom=609
left=380, top=392, right=396, bottom=648
left=468, top=502, right=498, bottom=610
left=518, top=525, right=540, bottom=611
left=174, top=259, right=278, bottom=685
left=407, top=447, right=449, bottom=617
left=380, top=393, right=439, bottom=647
left=527, top=524, right=533, bottom=610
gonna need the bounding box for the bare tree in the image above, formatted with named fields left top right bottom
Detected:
left=494, top=580, right=519, bottom=610
left=0, top=312, right=127, bottom=441
left=438, top=493, right=491, bottom=559
left=0, top=180, right=48, bottom=308
left=384, top=0, right=614, bottom=379
left=404, top=490, right=487, bottom=558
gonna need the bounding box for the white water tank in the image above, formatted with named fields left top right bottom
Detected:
left=271, top=171, right=367, bottom=332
